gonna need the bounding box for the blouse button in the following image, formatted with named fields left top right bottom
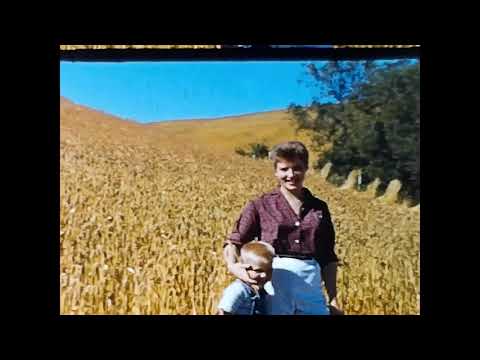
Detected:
left=294, top=221, right=300, bottom=227
left=294, top=239, right=300, bottom=244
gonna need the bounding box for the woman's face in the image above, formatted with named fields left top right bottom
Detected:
left=274, top=157, right=307, bottom=192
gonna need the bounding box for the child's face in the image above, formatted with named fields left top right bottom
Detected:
left=245, top=263, right=273, bottom=288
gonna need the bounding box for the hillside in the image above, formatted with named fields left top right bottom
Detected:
left=60, top=97, right=420, bottom=315
left=60, top=97, right=146, bottom=145
left=60, top=97, right=319, bottom=163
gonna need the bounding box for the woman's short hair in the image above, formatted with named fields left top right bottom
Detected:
left=269, top=141, right=309, bottom=169
left=240, top=241, right=276, bottom=268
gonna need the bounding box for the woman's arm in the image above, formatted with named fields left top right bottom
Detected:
left=318, top=203, right=344, bottom=314
left=322, top=261, right=344, bottom=315
left=223, top=241, right=240, bottom=268
left=223, top=201, right=261, bottom=284
left=223, top=242, right=258, bottom=284
left=321, top=261, right=338, bottom=303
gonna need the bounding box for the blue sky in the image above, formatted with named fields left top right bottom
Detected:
left=60, top=59, right=418, bottom=124
left=60, top=61, right=326, bottom=123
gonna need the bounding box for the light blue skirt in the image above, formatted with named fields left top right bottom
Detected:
left=263, top=256, right=330, bottom=315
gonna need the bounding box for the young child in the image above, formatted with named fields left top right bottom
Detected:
left=217, top=241, right=275, bottom=315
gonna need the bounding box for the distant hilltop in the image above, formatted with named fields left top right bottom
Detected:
left=59, top=96, right=316, bottom=157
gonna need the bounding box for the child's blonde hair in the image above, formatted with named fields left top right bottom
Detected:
left=240, top=241, right=275, bottom=268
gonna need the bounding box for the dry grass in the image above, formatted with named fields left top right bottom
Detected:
left=60, top=98, right=420, bottom=315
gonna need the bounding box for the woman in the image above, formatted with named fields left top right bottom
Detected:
left=223, top=141, right=343, bottom=315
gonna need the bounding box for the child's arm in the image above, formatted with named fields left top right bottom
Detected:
left=217, top=281, right=247, bottom=315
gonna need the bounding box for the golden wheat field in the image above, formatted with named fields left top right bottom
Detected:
left=60, top=98, right=420, bottom=315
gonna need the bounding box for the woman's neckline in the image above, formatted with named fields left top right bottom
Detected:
left=279, top=186, right=305, bottom=204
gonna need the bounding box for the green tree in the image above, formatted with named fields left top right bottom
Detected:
left=234, top=143, right=270, bottom=159
left=234, top=147, right=248, bottom=156
left=289, top=60, right=420, bottom=202
left=248, top=143, right=269, bottom=159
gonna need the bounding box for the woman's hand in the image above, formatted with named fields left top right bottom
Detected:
left=228, top=263, right=259, bottom=284
left=328, top=298, right=345, bottom=315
